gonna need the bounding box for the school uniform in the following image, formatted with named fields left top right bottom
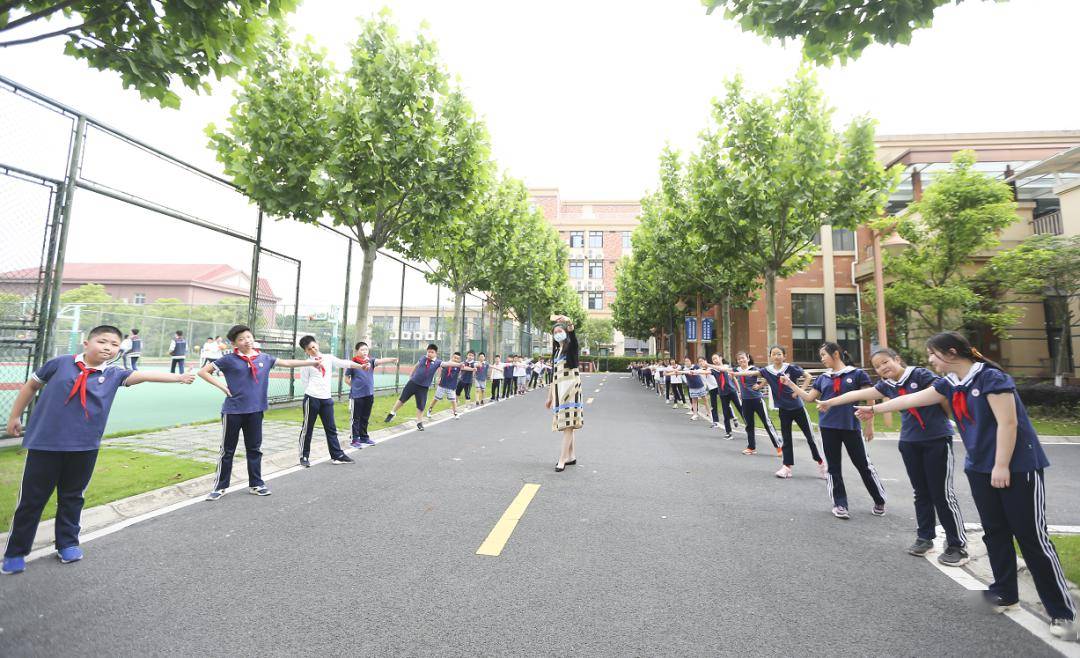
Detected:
left=502, top=364, right=515, bottom=398
left=685, top=367, right=707, bottom=399
left=473, top=363, right=489, bottom=395
left=434, top=365, right=462, bottom=403
left=514, top=362, right=527, bottom=394
left=169, top=337, right=187, bottom=374
left=210, top=350, right=277, bottom=491
left=201, top=340, right=222, bottom=368
left=399, top=357, right=442, bottom=410
left=736, top=368, right=780, bottom=450
left=490, top=362, right=504, bottom=401
left=297, top=354, right=350, bottom=462
left=347, top=355, right=377, bottom=443
left=670, top=369, right=686, bottom=404
left=455, top=360, right=475, bottom=400
left=5, top=354, right=134, bottom=558
left=877, top=366, right=965, bottom=548
left=759, top=364, right=823, bottom=466
left=932, top=363, right=1074, bottom=619
left=127, top=336, right=142, bottom=370
left=814, top=366, right=886, bottom=509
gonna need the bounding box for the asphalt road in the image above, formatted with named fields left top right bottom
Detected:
left=1, top=373, right=1075, bottom=656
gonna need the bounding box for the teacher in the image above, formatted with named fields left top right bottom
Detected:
left=546, top=314, right=583, bottom=472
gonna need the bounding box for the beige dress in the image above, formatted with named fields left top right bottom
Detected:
left=551, top=350, right=583, bottom=431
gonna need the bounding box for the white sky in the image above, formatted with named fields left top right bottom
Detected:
left=1, top=0, right=1078, bottom=308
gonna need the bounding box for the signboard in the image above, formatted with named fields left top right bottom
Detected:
left=701, top=318, right=714, bottom=342
left=684, top=316, right=697, bottom=341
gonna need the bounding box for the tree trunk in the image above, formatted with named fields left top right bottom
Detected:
left=353, top=244, right=378, bottom=344
left=764, top=270, right=778, bottom=350
left=448, top=288, right=464, bottom=355
left=493, top=308, right=503, bottom=356
left=721, top=294, right=732, bottom=360
left=1055, top=303, right=1072, bottom=387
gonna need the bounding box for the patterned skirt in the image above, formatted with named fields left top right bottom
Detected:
left=551, top=362, right=584, bottom=432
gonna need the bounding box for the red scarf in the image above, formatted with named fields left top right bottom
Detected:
left=831, top=375, right=843, bottom=395
left=235, top=349, right=261, bottom=382
left=951, top=390, right=974, bottom=432
left=776, top=369, right=786, bottom=395
left=718, top=372, right=726, bottom=389
left=897, top=385, right=926, bottom=429
left=65, top=358, right=99, bottom=418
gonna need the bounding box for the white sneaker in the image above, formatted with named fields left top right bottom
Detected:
left=690, top=413, right=699, bottom=421
left=425, top=410, right=432, bottom=418
left=1049, top=618, right=1078, bottom=641
left=775, top=465, right=793, bottom=478
left=711, top=422, right=721, bottom=429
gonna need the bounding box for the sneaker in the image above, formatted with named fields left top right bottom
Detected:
left=1049, top=618, right=1078, bottom=641
left=1, top=556, right=26, bottom=575
left=872, top=504, right=886, bottom=517
left=205, top=489, right=226, bottom=502
left=331, top=454, right=355, bottom=465
left=360, top=437, right=376, bottom=446
left=907, top=538, right=934, bottom=557
left=690, top=413, right=699, bottom=421
left=724, top=433, right=733, bottom=440
left=774, top=465, right=792, bottom=479
left=57, top=546, right=83, bottom=563
left=741, top=448, right=756, bottom=455
left=732, top=418, right=740, bottom=429
left=685, top=410, right=694, bottom=415
left=817, top=461, right=828, bottom=480
left=249, top=486, right=271, bottom=496
left=300, top=457, right=311, bottom=468
left=416, top=422, right=425, bottom=432
left=937, top=546, right=970, bottom=567
left=453, top=412, right=460, bottom=419
left=350, top=439, right=364, bottom=449
left=384, top=412, right=395, bottom=423
left=425, top=410, right=432, bottom=419
left=711, top=422, right=720, bottom=429
left=832, top=506, right=850, bottom=520
left=983, top=591, right=1020, bottom=613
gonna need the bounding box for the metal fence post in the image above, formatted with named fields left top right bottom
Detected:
left=433, top=286, right=441, bottom=342
left=480, top=299, right=486, bottom=355
left=339, top=238, right=352, bottom=396
left=394, top=261, right=406, bottom=392
left=248, top=209, right=263, bottom=328
left=459, top=294, right=466, bottom=354
left=289, top=259, right=301, bottom=400
left=42, top=115, right=86, bottom=359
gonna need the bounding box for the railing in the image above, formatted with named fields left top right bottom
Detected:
left=1032, top=210, right=1063, bottom=236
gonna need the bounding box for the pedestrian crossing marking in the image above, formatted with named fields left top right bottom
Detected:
left=476, top=483, right=541, bottom=557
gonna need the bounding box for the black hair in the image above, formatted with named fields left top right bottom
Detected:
left=207, top=336, right=214, bottom=341
left=88, top=325, right=122, bottom=341
left=869, top=347, right=903, bottom=362
left=478, top=352, right=485, bottom=357
left=131, top=328, right=139, bottom=335
left=299, top=335, right=316, bottom=349
left=227, top=324, right=253, bottom=342
left=736, top=350, right=754, bottom=366
left=452, top=351, right=461, bottom=357
left=769, top=345, right=787, bottom=356
left=925, top=331, right=1003, bottom=371
left=354, top=341, right=368, bottom=350
left=495, top=354, right=501, bottom=359
left=820, top=342, right=853, bottom=365
left=176, top=330, right=184, bottom=337
left=427, top=343, right=438, bottom=352
left=466, top=350, right=475, bottom=356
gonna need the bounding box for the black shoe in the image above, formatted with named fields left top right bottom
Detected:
left=555, top=464, right=565, bottom=472
left=565, top=459, right=577, bottom=466
left=938, top=546, right=970, bottom=567
left=416, top=422, right=424, bottom=432
left=331, top=455, right=355, bottom=465
left=907, top=538, right=934, bottom=557
left=300, top=457, right=311, bottom=468
left=384, top=413, right=395, bottom=423
left=983, top=591, right=1020, bottom=613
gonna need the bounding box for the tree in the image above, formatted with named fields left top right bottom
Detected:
left=576, top=317, right=614, bottom=353
left=983, top=234, right=1080, bottom=386
left=209, top=13, right=489, bottom=344
left=0, top=1, right=298, bottom=107
left=880, top=150, right=1018, bottom=339
left=701, top=69, right=897, bottom=348
left=702, top=0, right=989, bottom=64
left=59, top=282, right=111, bottom=304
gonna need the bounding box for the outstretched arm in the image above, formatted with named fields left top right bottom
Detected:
left=780, top=373, right=820, bottom=402
left=275, top=358, right=320, bottom=368
left=854, top=387, right=946, bottom=421
left=816, top=387, right=883, bottom=411
left=126, top=371, right=196, bottom=386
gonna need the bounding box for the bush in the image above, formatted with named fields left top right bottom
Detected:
left=580, top=356, right=652, bottom=373
left=1016, top=382, right=1080, bottom=411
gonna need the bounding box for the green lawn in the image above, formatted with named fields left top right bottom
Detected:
left=0, top=446, right=214, bottom=533
left=1052, top=535, right=1080, bottom=586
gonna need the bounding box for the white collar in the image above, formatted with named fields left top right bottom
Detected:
left=765, top=363, right=788, bottom=375
left=824, top=365, right=856, bottom=376
left=75, top=353, right=112, bottom=370
left=946, top=361, right=983, bottom=387
left=881, top=366, right=915, bottom=388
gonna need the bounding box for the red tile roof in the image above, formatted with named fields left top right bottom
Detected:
left=1, top=263, right=278, bottom=301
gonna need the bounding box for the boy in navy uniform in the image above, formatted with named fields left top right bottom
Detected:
left=455, top=350, right=476, bottom=402
left=345, top=341, right=397, bottom=448
left=198, top=324, right=317, bottom=500
left=2, top=325, right=194, bottom=575
left=169, top=330, right=187, bottom=374
left=383, top=344, right=466, bottom=431
left=426, top=351, right=473, bottom=419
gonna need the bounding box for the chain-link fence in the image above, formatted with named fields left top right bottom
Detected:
left=0, top=74, right=549, bottom=435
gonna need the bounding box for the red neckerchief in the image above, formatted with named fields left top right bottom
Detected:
left=776, top=367, right=786, bottom=395
left=65, top=357, right=99, bottom=419
left=311, top=354, right=325, bottom=377
left=235, top=349, right=261, bottom=382
left=718, top=371, right=726, bottom=389
left=424, top=358, right=433, bottom=374
left=897, top=385, right=926, bottom=429
left=352, top=356, right=369, bottom=368
left=831, top=374, right=843, bottom=395
left=951, top=390, right=974, bottom=432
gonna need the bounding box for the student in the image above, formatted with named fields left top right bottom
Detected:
left=198, top=324, right=318, bottom=500
left=2, top=325, right=195, bottom=574
left=168, top=330, right=187, bottom=374
left=127, top=328, right=142, bottom=370
left=490, top=355, right=505, bottom=402
left=681, top=357, right=712, bottom=422
left=855, top=333, right=1076, bottom=636
left=384, top=344, right=464, bottom=431
left=786, top=342, right=885, bottom=520
left=705, top=355, right=740, bottom=439
left=732, top=351, right=781, bottom=456
left=670, top=361, right=687, bottom=410
left=345, top=341, right=397, bottom=448
left=200, top=336, right=222, bottom=368
left=455, top=350, right=476, bottom=402
left=756, top=346, right=826, bottom=480
left=473, top=352, right=490, bottom=406
left=514, top=356, right=527, bottom=396
left=119, top=333, right=132, bottom=369
left=427, top=351, right=473, bottom=418
left=529, top=358, right=541, bottom=390
left=702, top=358, right=719, bottom=426
left=819, top=347, right=966, bottom=565
left=296, top=335, right=366, bottom=468
left=502, top=355, right=516, bottom=400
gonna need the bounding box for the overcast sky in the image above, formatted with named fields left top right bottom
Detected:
left=1, top=0, right=1078, bottom=308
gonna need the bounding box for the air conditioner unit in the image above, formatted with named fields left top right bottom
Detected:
left=400, top=331, right=412, bottom=340
left=425, top=332, right=435, bottom=340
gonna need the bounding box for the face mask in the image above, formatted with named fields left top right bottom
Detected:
left=554, top=331, right=567, bottom=343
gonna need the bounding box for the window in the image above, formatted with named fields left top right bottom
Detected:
left=402, top=316, right=421, bottom=333
left=832, top=228, right=856, bottom=251
left=569, top=231, right=584, bottom=248
left=587, top=292, right=603, bottom=310
left=588, top=261, right=603, bottom=279
left=588, top=231, right=603, bottom=248
left=621, top=231, right=632, bottom=249
left=791, top=293, right=824, bottom=362
left=373, top=316, right=394, bottom=331
left=569, top=260, right=584, bottom=279
left=133, top=293, right=146, bottom=305
left=835, top=294, right=861, bottom=365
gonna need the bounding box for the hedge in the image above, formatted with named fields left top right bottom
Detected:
left=1016, top=382, right=1080, bottom=410
left=580, top=356, right=652, bottom=373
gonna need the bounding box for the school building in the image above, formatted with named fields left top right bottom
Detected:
left=533, top=130, right=1080, bottom=376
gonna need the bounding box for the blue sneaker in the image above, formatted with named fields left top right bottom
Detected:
left=1, top=556, right=25, bottom=574
left=350, top=439, right=364, bottom=449
left=57, top=546, right=83, bottom=563
left=360, top=437, right=376, bottom=446
left=249, top=485, right=271, bottom=496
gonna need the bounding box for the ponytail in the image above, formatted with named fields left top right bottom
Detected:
left=820, top=341, right=852, bottom=366
left=926, top=331, right=1003, bottom=371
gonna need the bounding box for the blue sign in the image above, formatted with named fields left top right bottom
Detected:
left=684, top=316, right=697, bottom=341
left=702, top=318, right=714, bottom=342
